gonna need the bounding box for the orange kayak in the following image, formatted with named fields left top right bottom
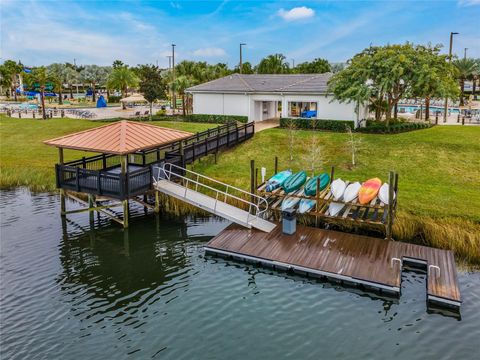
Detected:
left=358, top=178, right=382, bottom=204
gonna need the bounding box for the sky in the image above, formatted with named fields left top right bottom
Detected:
left=1, top=0, right=479, bottom=68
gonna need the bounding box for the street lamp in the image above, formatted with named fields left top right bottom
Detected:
left=239, top=43, right=246, bottom=74
left=444, top=32, right=459, bottom=123
left=464, top=48, right=468, bottom=59
left=172, top=44, right=176, bottom=110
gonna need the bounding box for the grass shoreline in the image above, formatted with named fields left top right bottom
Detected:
left=1, top=116, right=479, bottom=265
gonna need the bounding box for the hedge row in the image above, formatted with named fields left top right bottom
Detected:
left=152, top=114, right=248, bottom=124
left=358, top=122, right=432, bottom=134
left=279, top=118, right=355, bottom=132
left=107, top=95, right=122, bottom=103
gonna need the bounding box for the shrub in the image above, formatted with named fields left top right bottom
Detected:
left=151, top=114, right=248, bottom=124
left=357, top=121, right=432, bottom=134
left=107, top=95, right=121, bottom=103
left=279, top=118, right=355, bottom=132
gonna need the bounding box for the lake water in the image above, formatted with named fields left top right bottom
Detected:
left=1, top=189, right=479, bottom=359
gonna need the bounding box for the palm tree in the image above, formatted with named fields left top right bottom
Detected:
left=80, top=65, right=110, bottom=103
left=471, top=59, right=480, bottom=99
left=63, top=65, right=78, bottom=99
left=256, top=54, right=290, bottom=74
left=172, top=76, right=192, bottom=116
left=234, top=61, right=254, bottom=74
left=106, top=67, right=139, bottom=109
left=454, top=58, right=477, bottom=106
left=0, top=60, right=23, bottom=100
left=25, top=67, right=48, bottom=119
left=47, top=63, right=66, bottom=105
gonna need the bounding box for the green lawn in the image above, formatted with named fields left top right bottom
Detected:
left=1, top=116, right=479, bottom=263
left=0, top=116, right=214, bottom=191
left=195, top=126, right=480, bottom=222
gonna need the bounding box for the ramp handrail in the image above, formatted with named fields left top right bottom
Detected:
left=155, top=163, right=268, bottom=220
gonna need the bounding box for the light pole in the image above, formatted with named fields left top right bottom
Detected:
left=443, top=32, right=459, bottom=123
left=73, top=58, right=79, bottom=95
left=239, top=43, right=246, bottom=74
left=464, top=48, right=468, bottom=59
left=172, top=44, right=176, bottom=110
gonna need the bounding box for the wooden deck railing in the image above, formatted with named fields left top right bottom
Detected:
left=56, top=121, right=254, bottom=199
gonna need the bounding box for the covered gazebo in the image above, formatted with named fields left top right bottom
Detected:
left=44, top=120, right=193, bottom=227
left=120, top=93, right=147, bottom=103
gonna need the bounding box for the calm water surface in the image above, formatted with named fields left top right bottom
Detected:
left=1, top=189, right=479, bottom=360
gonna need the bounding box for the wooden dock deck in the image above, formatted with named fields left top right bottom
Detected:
left=205, top=223, right=461, bottom=309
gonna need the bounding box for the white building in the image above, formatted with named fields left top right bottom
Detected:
left=186, top=73, right=368, bottom=127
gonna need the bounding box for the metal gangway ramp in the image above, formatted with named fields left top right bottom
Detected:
left=153, top=163, right=276, bottom=233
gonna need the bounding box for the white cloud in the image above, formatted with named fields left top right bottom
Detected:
left=278, top=6, right=315, bottom=21
left=193, top=47, right=226, bottom=57
left=287, top=5, right=396, bottom=61
left=0, top=1, right=167, bottom=66
left=458, top=0, right=480, bottom=6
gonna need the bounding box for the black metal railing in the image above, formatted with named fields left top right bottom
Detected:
left=56, top=121, right=254, bottom=199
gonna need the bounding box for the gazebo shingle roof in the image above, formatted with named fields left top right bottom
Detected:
left=44, top=120, right=193, bottom=155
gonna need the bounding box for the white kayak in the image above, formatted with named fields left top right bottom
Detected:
left=281, top=196, right=301, bottom=211
left=330, top=178, right=346, bottom=201
left=328, top=202, right=344, bottom=216
left=298, top=199, right=316, bottom=214
left=343, top=182, right=361, bottom=203
left=378, top=183, right=396, bottom=205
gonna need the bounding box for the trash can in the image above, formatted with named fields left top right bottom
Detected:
left=282, top=208, right=296, bottom=235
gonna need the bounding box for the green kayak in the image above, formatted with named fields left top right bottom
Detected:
left=304, top=173, right=330, bottom=196
left=282, top=171, right=307, bottom=193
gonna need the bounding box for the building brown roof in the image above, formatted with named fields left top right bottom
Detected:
left=44, top=120, right=193, bottom=155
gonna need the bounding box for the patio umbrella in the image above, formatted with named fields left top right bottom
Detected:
left=120, top=94, right=147, bottom=103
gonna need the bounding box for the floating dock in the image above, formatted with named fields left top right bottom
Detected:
left=205, top=223, right=461, bottom=310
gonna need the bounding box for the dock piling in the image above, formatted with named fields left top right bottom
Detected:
left=88, top=194, right=95, bottom=223
left=250, top=160, right=255, bottom=208
left=386, top=171, right=394, bottom=241
left=123, top=200, right=129, bottom=228
left=154, top=191, right=160, bottom=213
left=315, top=177, right=320, bottom=227
left=60, top=189, right=66, bottom=216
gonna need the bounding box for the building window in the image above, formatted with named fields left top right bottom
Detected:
left=288, top=102, right=317, bottom=118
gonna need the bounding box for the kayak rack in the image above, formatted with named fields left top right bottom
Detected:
left=254, top=161, right=398, bottom=240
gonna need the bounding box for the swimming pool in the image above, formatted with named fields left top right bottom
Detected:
left=1, top=103, right=39, bottom=110
left=398, top=105, right=460, bottom=114
left=18, top=103, right=38, bottom=110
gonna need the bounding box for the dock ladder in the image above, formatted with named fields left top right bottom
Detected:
left=153, top=163, right=276, bottom=233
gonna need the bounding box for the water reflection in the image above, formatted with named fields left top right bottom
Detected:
left=57, top=213, right=201, bottom=311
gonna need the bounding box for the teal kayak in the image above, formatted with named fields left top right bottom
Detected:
left=282, top=171, right=307, bottom=194
left=265, top=170, right=292, bottom=192
left=304, top=173, right=330, bottom=196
